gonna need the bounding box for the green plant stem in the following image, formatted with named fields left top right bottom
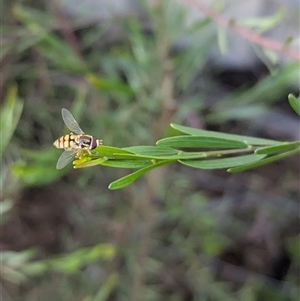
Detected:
left=203, top=146, right=259, bottom=157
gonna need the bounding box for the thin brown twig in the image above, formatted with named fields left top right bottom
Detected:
left=182, top=0, right=300, bottom=61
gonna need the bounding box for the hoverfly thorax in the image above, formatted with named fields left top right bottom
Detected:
left=78, top=135, right=101, bottom=150
left=53, top=108, right=103, bottom=169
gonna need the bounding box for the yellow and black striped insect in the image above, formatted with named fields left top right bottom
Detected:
left=53, top=108, right=102, bottom=169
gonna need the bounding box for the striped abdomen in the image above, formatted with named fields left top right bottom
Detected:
left=53, top=133, right=81, bottom=151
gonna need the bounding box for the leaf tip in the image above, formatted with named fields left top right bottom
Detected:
left=108, top=183, right=118, bottom=190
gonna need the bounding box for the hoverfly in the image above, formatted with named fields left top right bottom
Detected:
left=53, top=108, right=102, bottom=169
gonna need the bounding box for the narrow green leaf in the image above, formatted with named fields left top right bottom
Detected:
left=23, top=244, right=115, bottom=276
left=157, top=135, right=248, bottom=149
left=288, top=94, right=300, bottom=116
left=95, top=145, right=135, bottom=156
left=86, top=73, right=134, bottom=97
left=217, top=26, right=228, bottom=54
left=171, top=123, right=279, bottom=145
left=103, top=160, right=153, bottom=169
left=179, top=154, right=266, bottom=169
left=92, top=273, right=118, bottom=301
left=104, top=151, right=208, bottom=160
left=239, top=8, right=285, bottom=33
left=12, top=163, right=62, bottom=186
left=0, top=86, right=24, bottom=156
left=207, top=104, right=268, bottom=122
left=123, top=146, right=178, bottom=156
left=255, top=142, right=300, bottom=155
left=12, top=5, right=55, bottom=31
left=228, top=148, right=300, bottom=172
left=109, top=160, right=171, bottom=190
left=101, top=153, right=146, bottom=160
left=90, top=159, right=152, bottom=169
left=38, top=34, right=87, bottom=73
left=21, top=148, right=58, bottom=163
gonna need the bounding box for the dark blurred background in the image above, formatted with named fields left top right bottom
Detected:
left=1, top=0, right=299, bottom=300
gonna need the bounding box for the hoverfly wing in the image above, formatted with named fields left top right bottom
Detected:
left=61, top=108, right=84, bottom=135
left=56, top=150, right=76, bottom=170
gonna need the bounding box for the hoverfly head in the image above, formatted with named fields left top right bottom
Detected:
left=91, top=136, right=103, bottom=149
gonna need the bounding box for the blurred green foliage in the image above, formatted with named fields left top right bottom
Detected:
left=288, top=93, right=300, bottom=116
left=1, top=244, right=114, bottom=282
left=1, top=1, right=299, bottom=301
left=0, top=86, right=23, bottom=156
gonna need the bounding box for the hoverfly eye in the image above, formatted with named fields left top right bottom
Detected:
left=91, top=137, right=98, bottom=149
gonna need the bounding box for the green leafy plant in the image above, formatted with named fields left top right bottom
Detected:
left=0, top=86, right=24, bottom=156
left=1, top=244, right=115, bottom=284
left=71, top=96, right=300, bottom=190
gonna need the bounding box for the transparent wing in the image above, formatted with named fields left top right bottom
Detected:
left=56, top=150, right=76, bottom=170
left=61, top=108, right=84, bottom=134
